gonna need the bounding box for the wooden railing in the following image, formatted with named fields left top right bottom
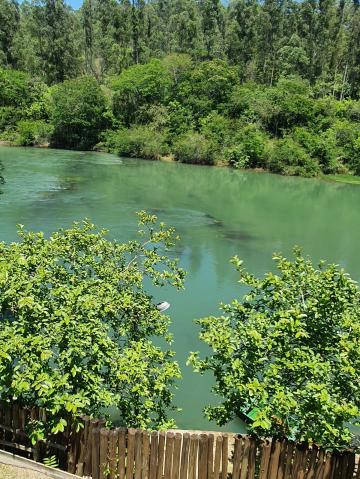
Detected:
left=0, top=402, right=359, bottom=478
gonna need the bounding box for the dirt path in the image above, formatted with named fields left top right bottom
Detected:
left=0, top=463, right=52, bottom=478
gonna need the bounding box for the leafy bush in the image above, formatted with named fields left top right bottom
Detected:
left=189, top=250, right=360, bottom=447
left=0, top=106, right=20, bottom=132
left=267, top=137, right=320, bottom=177
left=172, top=132, right=216, bottom=165
left=0, top=68, right=32, bottom=108
left=12, top=120, right=53, bottom=146
left=178, top=60, right=239, bottom=117
left=50, top=76, right=109, bottom=150
left=292, top=127, right=344, bottom=175
left=104, top=125, right=169, bottom=160
left=261, top=79, right=315, bottom=135
left=224, top=145, right=250, bottom=169
left=232, top=124, right=268, bottom=168
left=0, top=213, right=185, bottom=441
left=200, top=112, right=232, bottom=145
left=166, top=101, right=194, bottom=138
left=111, top=60, right=172, bottom=125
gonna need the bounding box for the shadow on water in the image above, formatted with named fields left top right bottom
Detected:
left=0, top=161, right=5, bottom=195
left=223, top=229, right=257, bottom=242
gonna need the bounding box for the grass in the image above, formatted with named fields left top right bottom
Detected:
left=325, top=174, right=360, bottom=185
left=0, top=464, right=52, bottom=479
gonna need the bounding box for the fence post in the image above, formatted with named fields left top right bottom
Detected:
left=75, top=416, right=90, bottom=477
left=173, top=433, right=182, bottom=479
left=142, top=431, right=150, bottom=479
left=126, top=428, right=136, bottom=479
left=118, top=428, right=126, bottom=479
left=99, top=428, right=109, bottom=479
left=164, top=432, right=175, bottom=479
left=180, top=432, right=191, bottom=479
left=221, top=434, right=228, bottom=479
left=92, top=427, right=101, bottom=479
left=156, top=431, right=166, bottom=479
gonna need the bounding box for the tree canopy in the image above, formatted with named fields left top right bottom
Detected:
left=189, top=250, right=360, bottom=448
left=0, top=212, right=185, bottom=442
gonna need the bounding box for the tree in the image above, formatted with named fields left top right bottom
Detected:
left=347, top=0, right=360, bottom=97
left=111, top=59, right=172, bottom=125
left=178, top=59, right=238, bottom=118
left=226, top=0, right=259, bottom=79
left=189, top=250, right=360, bottom=447
left=0, top=212, right=185, bottom=442
left=198, top=0, right=225, bottom=59
left=277, top=34, right=310, bottom=78
left=49, top=75, right=109, bottom=149
left=20, top=0, right=82, bottom=84
left=169, top=0, right=205, bottom=58
left=0, top=0, right=20, bottom=67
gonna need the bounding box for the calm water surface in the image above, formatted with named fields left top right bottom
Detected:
left=1, top=147, right=360, bottom=432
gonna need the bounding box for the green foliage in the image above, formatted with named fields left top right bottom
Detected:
left=267, top=137, right=320, bottom=177
left=173, top=132, right=216, bottom=165
left=231, top=124, right=268, bottom=168
left=0, top=68, right=35, bottom=109
left=0, top=106, right=21, bottom=132
left=111, top=60, right=172, bottom=125
left=11, top=120, right=53, bottom=146
left=50, top=76, right=109, bottom=150
left=103, top=126, right=169, bottom=160
left=189, top=250, right=360, bottom=447
left=166, top=101, right=194, bottom=139
left=0, top=0, right=19, bottom=67
left=178, top=60, right=238, bottom=117
left=224, top=145, right=250, bottom=169
left=43, top=455, right=59, bottom=468
left=200, top=112, right=231, bottom=145
left=0, top=213, right=185, bottom=441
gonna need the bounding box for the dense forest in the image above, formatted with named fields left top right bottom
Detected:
left=1, top=0, right=360, bottom=177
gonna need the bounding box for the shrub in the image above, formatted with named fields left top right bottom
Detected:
left=189, top=250, right=360, bottom=447
left=50, top=76, right=109, bottom=150
left=0, top=106, right=20, bottom=132
left=104, top=126, right=169, bottom=160
left=111, top=60, right=172, bottom=125
left=172, top=132, right=216, bottom=165
left=224, top=145, right=250, bottom=169
left=0, top=214, right=185, bottom=440
left=267, top=137, right=320, bottom=177
left=166, top=101, right=194, bottom=138
left=292, top=127, right=344, bottom=174
left=0, top=68, right=32, bottom=108
left=232, top=124, right=268, bottom=168
left=12, top=120, right=53, bottom=146
left=200, top=112, right=232, bottom=145
left=178, top=60, right=239, bottom=118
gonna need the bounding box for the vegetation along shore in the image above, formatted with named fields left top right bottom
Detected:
left=1, top=0, right=360, bottom=181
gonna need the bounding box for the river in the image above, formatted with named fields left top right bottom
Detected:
left=1, top=146, right=360, bottom=433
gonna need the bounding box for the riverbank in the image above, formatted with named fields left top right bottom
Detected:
left=1, top=142, right=360, bottom=185
left=325, top=174, right=360, bottom=185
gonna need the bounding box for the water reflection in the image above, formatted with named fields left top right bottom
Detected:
left=2, top=148, right=360, bottom=432
left=0, top=161, right=5, bottom=195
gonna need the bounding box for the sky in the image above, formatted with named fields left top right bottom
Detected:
left=67, top=0, right=82, bottom=9
left=66, top=0, right=230, bottom=10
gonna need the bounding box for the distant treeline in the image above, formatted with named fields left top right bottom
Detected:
left=0, top=0, right=360, bottom=177
left=1, top=0, right=360, bottom=95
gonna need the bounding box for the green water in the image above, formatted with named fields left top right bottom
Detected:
left=1, top=146, right=360, bottom=433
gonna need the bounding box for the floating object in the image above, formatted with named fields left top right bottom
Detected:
left=156, top=301, right=170, bottom=313
left=239, top=407, right=260, bottom=423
